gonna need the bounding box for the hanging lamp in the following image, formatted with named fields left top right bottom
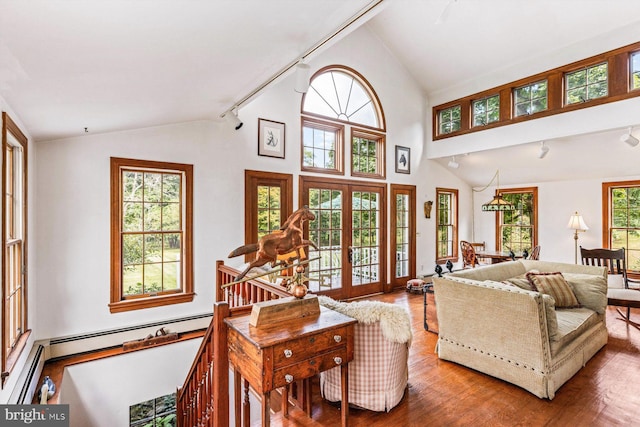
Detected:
left=480, top=170, right=515, bottom=212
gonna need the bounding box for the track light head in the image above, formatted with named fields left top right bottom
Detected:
left=621, top=127, right=639, bottom=147
left=225, top=110, right=243, bottom=130
left=538, top=141, right=549, bottom=159
left=294, top=62, right=311, bottom=93
left=447, top=156, right=459, bottom=169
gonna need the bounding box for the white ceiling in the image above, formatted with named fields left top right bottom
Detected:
left=1, top=0, right=639, bottom=186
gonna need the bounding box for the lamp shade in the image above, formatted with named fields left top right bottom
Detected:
left=567, top=212, right=588, bottom=231
left=294, top=62, right=311, bottom=93
left=481, top=194, right=516, bottom=211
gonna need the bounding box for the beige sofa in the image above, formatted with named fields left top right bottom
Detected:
left=432, top=260, right=608, bottom=399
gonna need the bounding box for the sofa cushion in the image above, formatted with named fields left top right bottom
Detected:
left=562, top=273, right=608, bottom=314
left=550, top=308, right=599, bottom=355
left=526, top=272, right=581, bottom=308
left=607, top=274, right=625, bottom=289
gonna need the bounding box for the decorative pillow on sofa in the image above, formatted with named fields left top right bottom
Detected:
left=526, top=271, right=581, bottom=308
left=562, top=273, right=607, bottom=314
left=503, top=270, right=539, bottom=291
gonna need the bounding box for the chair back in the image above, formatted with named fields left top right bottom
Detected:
left=529, top=245, right=541, bottom=260
left=460, top=240, right=478, bottom=268
left=580, top=246, right=628, bottom=286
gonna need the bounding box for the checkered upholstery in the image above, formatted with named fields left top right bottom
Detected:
left=319, top=321, right=409, bottom=412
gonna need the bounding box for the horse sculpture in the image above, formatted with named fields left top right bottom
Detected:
left=228, top=206, right=318, bottom=280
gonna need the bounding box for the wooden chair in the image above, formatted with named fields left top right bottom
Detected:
left=529, top=245, right=541, bottom=260
left=580, top=246, right=640, bottom=326
left=460, top=240, right=484, bottom=268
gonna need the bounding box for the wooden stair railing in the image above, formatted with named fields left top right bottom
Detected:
left=177, top=261, right=290, bottom=426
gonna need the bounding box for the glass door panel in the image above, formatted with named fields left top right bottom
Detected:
left=351, top=191, right=380, bottom=287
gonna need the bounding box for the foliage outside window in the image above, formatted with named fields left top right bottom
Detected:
left=301, top=118, right=343, bottom=174
left=110, top=158, right=193, bottom=313
left=497, top=188, right=537, bottom=254
left=130, top=393, right=176, bottom=427
left=351, top=129, right=385, bottom=179
left=472, top=95, right=500, bottom=127
left=390, top=185, right=415, bottom=285
left=565, top=62, right=608, bottom=105
left=438, top=105, right=461, bottom=135
left=631, top=51, right=640, bottom=90
left=606, top=182, right=640, bottom=272
left=514, top=81, right=548, bottom=117
left=436, top=188, right=458, bottom=261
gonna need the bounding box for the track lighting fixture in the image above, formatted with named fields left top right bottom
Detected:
left=620, top=127, right=639, bottom=147
left=294, top=60, right=311, bottom=93
left=224, top=110, right=243, bottom=130
left=538, top=141, right=549, bottom=159
left=447, top=156, right=459, bottom=169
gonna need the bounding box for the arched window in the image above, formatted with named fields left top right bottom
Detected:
left=301, top=65, right=386, bottom=178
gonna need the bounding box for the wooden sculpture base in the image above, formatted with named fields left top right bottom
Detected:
left=249, top=294, right=320, bottom=328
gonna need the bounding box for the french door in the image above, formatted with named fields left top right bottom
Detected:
left=300, top=176, right=386, bottom=299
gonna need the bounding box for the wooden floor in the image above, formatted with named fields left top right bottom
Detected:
left=270, top=290, right=640, bottom=427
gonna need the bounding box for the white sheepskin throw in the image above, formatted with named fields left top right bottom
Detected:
left=318, top=296, right=412, bottom=346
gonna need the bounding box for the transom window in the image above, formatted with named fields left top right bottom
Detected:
left=472, top=95, right=499, bottom=127
left=496, top=187, right=538, bottom=254
left=438, top=105, right=461, bottom=135
left=514, top=81, right=548, bottom=117
left=301, top=65, right=385, bottom=177
left=436, top=188, right=458, bottom=262
left=631, top=51, right=640, bottom=90
left=565, top=62, right=608, bottom=105
left=110, top=158, right=194, bottom=313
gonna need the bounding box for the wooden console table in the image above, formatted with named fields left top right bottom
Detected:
left=225, top=306, right=357, bottom=427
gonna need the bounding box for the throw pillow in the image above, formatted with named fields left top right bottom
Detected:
left=562, top=273, right=608, bottom=314
left=607, top=274, right=625, bottom=289
left=526, top=271, right=581, bottom=308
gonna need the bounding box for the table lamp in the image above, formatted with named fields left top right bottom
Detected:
left=567, top=212, right=588, bottom=264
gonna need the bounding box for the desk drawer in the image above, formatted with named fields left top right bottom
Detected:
left=272, top=346, right=349, bottom=389
left=272, top=326, right=349, bottom=367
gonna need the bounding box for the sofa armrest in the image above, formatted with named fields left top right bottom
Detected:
left=433, top=277, right=552, bottom=372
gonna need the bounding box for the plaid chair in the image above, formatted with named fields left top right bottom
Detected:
left=318, top=298, right=410, bottom=412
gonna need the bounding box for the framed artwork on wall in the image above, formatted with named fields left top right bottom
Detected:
left=395, top=145, right=410, bottom=174
left=258, top=118, right=285, bottom=159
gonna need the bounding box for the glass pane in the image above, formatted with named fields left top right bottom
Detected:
left=163, top=234, right=181, bottom=262
left=144, top=203, right=162, bottom=231
left=123, top=265, right=143, bottom=296
left=162, top=174, right=180, bottom=203
left=566, top=70, right=586, bottom=89
left=123, top=234, right=144, bottom=265
left=144, top=173, right=162, bottom=202
left=589, top=81, right=607, bottom=99
left=163, top=262, right=179, bottom=291
left=123, top=202, right=143, bottom=232
left=123, top=171, right=143, bottom=201
left=144, top=263, right=162, bottom=293
left=162, top=203, right=180, bottom=230
left=144, top=234, right=162, bottom=263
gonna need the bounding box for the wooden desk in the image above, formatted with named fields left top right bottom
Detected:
left=226, top=306, right=356, bottom=427
left=475, top=250, right=515, bottom=264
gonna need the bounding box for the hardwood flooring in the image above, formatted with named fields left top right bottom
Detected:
left=271, top=290, right=640, bottom=427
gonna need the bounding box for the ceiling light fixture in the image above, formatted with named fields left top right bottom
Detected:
left=447, top=156, right=459, bottom=168
left=294, top=60, right=311, bottom=93
left=620, top=127, right=639, bottom=147
left=476, top=170, right=516, bottom=212
left=224, top=110, right=243, bottom=130
left=538, top=141, right=549, bottom=159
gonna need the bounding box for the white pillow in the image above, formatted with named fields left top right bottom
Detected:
left=607, top=274, right=625, bottom=289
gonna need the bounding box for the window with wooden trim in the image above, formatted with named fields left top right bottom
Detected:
left=603, top=180, right=640, bottom=273
left=631, top=51, right=640, bottom=90
left=244, top=170, right=293, bottom=261
left=390, top=184, right=416, bottom=286
left=565, top=62, right=608, bottom=105
left=2, top=113, right=29, bottom=384
left=301, top=65, right=385, bottom=176
left=436, top=188, right=458, bottom=262
left=496, top=187, right=538, bottom=254
left=438, top=105, right=461, bottom=135
left=351, top=129, right=385, bottom=179
left=514, top=80, right=548, bottom=117
left=472, top=95, right=499, bottom=127
left=110, top=158, right=193, bottom=313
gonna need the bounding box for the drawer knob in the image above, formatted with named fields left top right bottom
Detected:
left=334, top=356, right=342, bottom=365
left=284, top=349, right=293, bottom=358
left=334, top=335, right=342, bottom=343
left=285, top=374, right=294, bottom=384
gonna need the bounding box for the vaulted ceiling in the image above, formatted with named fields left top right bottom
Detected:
left=1, top=0, right=639, bottom=185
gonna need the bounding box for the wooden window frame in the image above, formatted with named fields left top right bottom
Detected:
left=433, top=41, right=640, bottom=140
left=564, top=62, right=608, bottom=105
left=244, top=170, right=293, bottom=262
left=630, top=50, right=640, bottom=91
left=494, top=187, right=538, bottom=252
left=472, top=94, right=500, bottom=128
left=1, top=113, right=29, bottom=386
left=513, top=79, right=548, bottom=118
left=350, top=128, right=386, bottom=180
left=390, top=184, right=416, bottom=287
left=109, top=157, right=194, bottom=313
left=602, top=180, right=640, bottom=277
left=435, top=187, right=458, bottom=263
left=300, top=117, right=345, bottom=175
left=436, top=105, right=462, bottom=136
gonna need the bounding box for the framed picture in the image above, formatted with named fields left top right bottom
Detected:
left=258, top=118, right=285, bottom=159
left=395, top=145, right=410, bottom=174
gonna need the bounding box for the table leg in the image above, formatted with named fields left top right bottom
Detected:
left=262, top=391, right=271, bottom=427
left=242, top=379, right=250, bottom=427
left=282, top=385, right=289, bottom=418
left=341, top=364, right=349, bottom=427
left=233, top=368, right=241, bottom=427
